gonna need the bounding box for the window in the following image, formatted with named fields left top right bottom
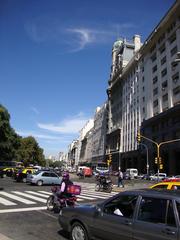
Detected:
left=151, top=53, right=157, bottom=62
left=161, top=68, right=167, bottom=77
left=42, top=172, right=50, bottom=177
left=173, top=86, right=180, bottom=95
left=172, top=72, right=179, bottom=83
left=152, top=65, right=157, bottom=73
left=138, top=197, right=167, bottom=224
left=171, top=46, right=177, bottom=57
left=153, top=76, right=158, bottom=84
left=163, top=94, right=168, bottom=102
left=153, top=100, right=158, bottom=107
left=159, top=43, right=166, bottom=54
left=103, top=195, right=138, bottom=219
left=158, top=33, right=165, bottom=44
left=162, top=80, right=168, bottom=90
left=169, top=32, right=176, bottom=44
left=161, top=56, right=166, bottom=65
left=50, top=172, right=58, bottom=177
left=153, top=88, right=158, bottom=96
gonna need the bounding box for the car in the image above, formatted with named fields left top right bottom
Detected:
left=149, top=172, right=167, bottom=181
left=27, top=170, right=62, bottom=186
left=150, top=181, right=180, bottom=190
left=14, top=167, right=38, bottom=182
left=163, top=175, right=180, bottom=182
left=59, top=189, right=180, bottom=240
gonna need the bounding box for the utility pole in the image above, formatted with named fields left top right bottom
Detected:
left=137, top=131, right=180, bottom=181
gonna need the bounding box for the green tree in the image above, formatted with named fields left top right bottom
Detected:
left=16, top=136, right=45, bottom=167
left=0, top=104, right=21, bottom=161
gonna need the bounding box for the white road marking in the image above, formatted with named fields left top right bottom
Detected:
left=0, top=192, right=36, bottom=204
left=0, top=206, right=47, bottom=214
left=38, top=191, right=51, bottom=195
left=25, top=191, right=49, bottom=198
left=0, top=196, right=17, bottom=206
left=12, top=191, right=47, bottom=203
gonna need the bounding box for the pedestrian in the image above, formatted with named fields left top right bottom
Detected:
left=117, top=168, right=124, bottom=188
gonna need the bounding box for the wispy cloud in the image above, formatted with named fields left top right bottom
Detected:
left=38, top=113, right=90, bottom=134
left=24, top=17, right=135, bottom=52
left=17, top=131, right=63, bottom=140
left=31, top=107, right=39, bottom=115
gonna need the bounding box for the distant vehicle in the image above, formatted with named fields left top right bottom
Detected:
left=125, top=168, right=138, bottom=179
left=92, top=163, right=109, bottom=174
left=0, top=161, right=19, bottom=178
left=150, top=173, right=167, bottom=181
left=59, top=189, right=180, bottom=240
left=15, top=167, right=38, bottom=183
left=77, top=166, right=92, bottom=177
left=27, top=170, right=62, bottom=186
left=163, top=175, right=180, bottom=182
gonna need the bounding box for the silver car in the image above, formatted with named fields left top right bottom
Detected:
left=27, top=171, right=62, bottom=186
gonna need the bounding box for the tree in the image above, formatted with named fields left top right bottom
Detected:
left=16, top=136, right=45, bottom=167
left=0, top=104, right=21, bottom=161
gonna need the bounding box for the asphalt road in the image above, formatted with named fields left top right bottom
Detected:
left=0, top=175, right=153, bottom=240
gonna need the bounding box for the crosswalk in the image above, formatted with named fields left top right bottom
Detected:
left=0, top=183, right=117, bottom=213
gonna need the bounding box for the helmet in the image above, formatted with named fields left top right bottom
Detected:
left=62, top=172, right=69, bottom=180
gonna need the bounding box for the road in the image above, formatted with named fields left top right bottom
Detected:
left=0, top=175, right=153, bottom=240
left=0, top=176, right=116, bottom=240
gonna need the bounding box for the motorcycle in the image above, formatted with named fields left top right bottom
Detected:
left=47, top=185, right=81, bottom=213
left=95, top=177, right=113, bottom=193
left=47, top=186, right=77, bottom=212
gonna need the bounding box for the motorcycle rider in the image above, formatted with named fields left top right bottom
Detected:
left=56, top=172, right=73, bottom=199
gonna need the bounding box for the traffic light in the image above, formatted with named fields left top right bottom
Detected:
left=160, top=164, right=163, bottom=170
left=155, top=157, right=158, bottom=164
left=159, top=157, right=162, bottom=164
left=109, top=154, right=112, bottom=162
left=137, top=131, right=141, bottom=143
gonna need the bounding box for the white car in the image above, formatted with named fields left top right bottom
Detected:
left=150, top=173, right=167, bottom=181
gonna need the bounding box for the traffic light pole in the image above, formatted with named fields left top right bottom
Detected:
left=138, top=143, right=149, bottom=175
left=138, top=132, right=180, bottom=181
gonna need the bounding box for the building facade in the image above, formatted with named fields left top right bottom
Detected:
left=108, top=0, right=180, bottom=174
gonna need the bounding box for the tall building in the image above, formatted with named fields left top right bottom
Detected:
left=108, top=0, right=180, bottom=174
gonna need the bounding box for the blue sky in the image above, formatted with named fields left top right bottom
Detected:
left=0, top=0, right=174, bottom=157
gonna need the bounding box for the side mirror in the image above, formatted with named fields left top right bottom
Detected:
left=95, top=205, right=103, bottom=216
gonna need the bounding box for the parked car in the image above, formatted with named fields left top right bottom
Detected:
left=150, top=173, right=167, bottom=181
left=150, top=181, right=180, bottom=190
left=59, top=189, right=180, bottom=240
left=27, top=170, right=62, bottom=186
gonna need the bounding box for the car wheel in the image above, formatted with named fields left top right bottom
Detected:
left=47, top=196, right=54, bottom=211
left=71, top=222, right=88, bottom=240
left=37, top=180, right=43, bottom=186
left=22, top=178, right=27, bottom=183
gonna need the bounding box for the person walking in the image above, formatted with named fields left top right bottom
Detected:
left=117, top=168, right=124, bottom=188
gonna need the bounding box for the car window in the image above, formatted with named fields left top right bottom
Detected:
left=166, top=201, right=176, bottom=227
left=42, top=172, right=50, bottom=177
left=138, top=197, right=167, bottom=224
left=103, top=195, right=138, bottom=218
left=153, top=184, right=168, bottom=189
left=171, top=185, right=180, bottom=190
left=50, top=172, right=58, bottom=178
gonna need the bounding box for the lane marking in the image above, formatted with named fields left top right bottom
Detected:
left=12, top=191, right=47, bottom=203
left=0, top=206, right=47, bottom=213
left=25, top=191, right=49, bottom=198
left=0, top=192, right=36, bottom=204
left=38, top=191, right=51, bottom=195
left=0, top=196, right=17, bottom=206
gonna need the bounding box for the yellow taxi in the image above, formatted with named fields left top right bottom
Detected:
left=150, top=181, right=180, bottom=190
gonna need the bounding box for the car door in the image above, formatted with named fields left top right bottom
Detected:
left=133, top=196, right=178, bottom=240
left=91, top=194, right=138, bottom=240
left=50, top=172, right=60, bottom=184
left=41, top=172, right=51, bottom=184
